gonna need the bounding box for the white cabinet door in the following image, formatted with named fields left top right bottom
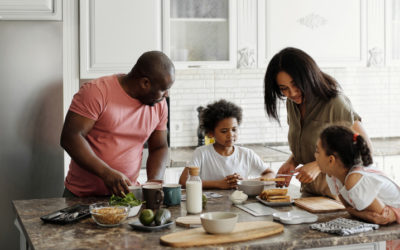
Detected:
left=163, top=0, right=237, bottom=69
left=80, top=0, right=162, bottom=79
left=257, top=0, right=367, bottom=68
left=0, top=0, right=61, bottom=20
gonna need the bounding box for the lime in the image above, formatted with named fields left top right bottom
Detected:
left=139, top=209, right=154, bottom=226
left=202, top=194, right=207, bottom=209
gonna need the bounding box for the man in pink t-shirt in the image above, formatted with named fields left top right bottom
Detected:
left=60, top=51, right=175, bottom=197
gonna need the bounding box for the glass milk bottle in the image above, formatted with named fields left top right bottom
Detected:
left=186, top=167, right=202, bottom=214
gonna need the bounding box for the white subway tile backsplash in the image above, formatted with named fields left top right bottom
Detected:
left=169, top=67, right=400, bottom=147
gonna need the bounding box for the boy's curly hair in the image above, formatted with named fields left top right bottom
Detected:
left=200, top=99, right=242, bottom=134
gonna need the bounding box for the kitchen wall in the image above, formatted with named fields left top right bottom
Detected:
left=169, top=67, right=400, bottom=147
left=0, top=21, right=64, bottom=250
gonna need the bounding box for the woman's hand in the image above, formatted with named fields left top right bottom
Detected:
left=276, top=157, right=297, bottom=187
left=347, top=206, right=397, bottom=225
left=294, top=161, right=321, bottom=183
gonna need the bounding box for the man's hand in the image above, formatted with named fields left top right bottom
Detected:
left=102, top=168, right=132, bottom=196
left=295, top=161, right=320, bottom=184
left=347, top=206, right=396, bottom=225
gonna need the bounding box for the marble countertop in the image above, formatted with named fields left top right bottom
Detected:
left=170, top=138, right=400, bottom=167
left=13, top=187, right=400, bottom=250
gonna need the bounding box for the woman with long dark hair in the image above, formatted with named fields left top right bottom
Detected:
left=264, top=47, right=372, bottom=198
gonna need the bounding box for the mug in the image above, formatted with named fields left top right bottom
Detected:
left=163, top=184, right=181, bottom=206
left=128, top=185, right=143, bottom=201
left=142, top=184, right=164, bottom=210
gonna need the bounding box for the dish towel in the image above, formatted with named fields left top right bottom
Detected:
left=310, top=217, right=379, bottom=236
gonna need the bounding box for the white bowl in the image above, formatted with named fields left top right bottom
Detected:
left=200, top=212, right=238, bottom=234
left=128, top=204, right=142, bottom=217
left=237, top=180, right=265, bottom=196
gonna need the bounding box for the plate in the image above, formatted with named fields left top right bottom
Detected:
left=272, top=210, right=318, bottom=224
left=256, top=195, right=294, bottom=207
left=129, top=220, right=174, bottom=231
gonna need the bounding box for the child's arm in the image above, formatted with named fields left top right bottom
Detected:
left=347, top=206, right=396, bottom=225
left=179, top=167, right=190, bottom=187
left=344, top=173, right=397, bottom=225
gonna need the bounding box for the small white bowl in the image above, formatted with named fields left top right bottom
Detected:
left=128, top=204, right=142, bottom=217
left=200, top=212, right=238, bottom=234
left=237, top=180, right=265, bottom=196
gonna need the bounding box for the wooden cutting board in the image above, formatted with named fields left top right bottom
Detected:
left=175, top=215, right=201, bottom=228
left=160, top=221, right=283, bottom=247
left=294, top=196, right=345, bottom=213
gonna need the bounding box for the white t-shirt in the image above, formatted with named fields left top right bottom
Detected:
left=189, top=144, right=270, bottom=181
left=326, top=165, right=400, bottom=211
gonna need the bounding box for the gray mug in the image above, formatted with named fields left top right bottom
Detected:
left=163, top=184, right=181, bottom=206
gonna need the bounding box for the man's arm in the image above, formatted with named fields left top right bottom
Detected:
left=146, top=129, right=169, bottom=182
left=60, top=111, right=131, bottom=195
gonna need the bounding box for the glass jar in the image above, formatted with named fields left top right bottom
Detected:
left=186, top=167, right=202, bottom=214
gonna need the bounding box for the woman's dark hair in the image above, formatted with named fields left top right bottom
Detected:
left=200, top=99, right=242, bottom=134
left=264, top=47, right=339, bottom=123
left=320, top=125, right=373, bottom=169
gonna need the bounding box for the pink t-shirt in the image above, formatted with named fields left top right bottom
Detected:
left=64, top=74, right=168, bottom=197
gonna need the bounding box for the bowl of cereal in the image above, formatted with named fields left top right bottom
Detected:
left=90, top=202, right=129, bottom=227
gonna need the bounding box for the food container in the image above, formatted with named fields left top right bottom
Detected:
left=237, top=180, right=265, bottom=196
left=200, top=212, right=238, bottom=234
left=89, top=202, right=129, bottom=227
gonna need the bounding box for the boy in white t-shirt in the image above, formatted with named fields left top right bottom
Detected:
left=315, top=125, right=400, bottom=225
left=179, top=99, right=274, bottom=189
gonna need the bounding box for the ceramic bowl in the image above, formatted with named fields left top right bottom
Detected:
left=89, top=202, right=129, bottom=227
left=237, top=180, right=265, bottom=196
left=200, top=212, right=238, bottom=234
left=128, top=204, right=142, bottom=217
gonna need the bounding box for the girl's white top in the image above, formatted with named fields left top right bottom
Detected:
left=326, top=165, right=400, bottom=210
left=189, top=144, right=270, bottom=181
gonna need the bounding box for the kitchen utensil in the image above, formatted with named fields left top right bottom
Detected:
left=294, top=197, right=345, bottom=213
left=276, top=173, right=299, bottom=177
left=89, top=202, right=129, bottom=227
left=40, top=204, right=90, bottom=224
left=129, top=220, right=174, bottom=231
left=200, top=212, right=238, bottom=234
left=163, top=184, right=181, bottom=206
left=273, top=210, right=318, bottom=224
left=235, top=202, right=277, bottom=216
left=176, top=215, right=201, bottom=228
left=142, top=184, right=163, bottom=210
left=237, top=180, right=265, bottom=196
left=160, top=221, right=284, bottom=247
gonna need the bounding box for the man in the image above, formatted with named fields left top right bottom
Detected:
left=60, top=51, right=175, bottom=197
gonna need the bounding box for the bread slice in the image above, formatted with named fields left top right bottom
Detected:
left=267, top=197, right=291, bottom=203
left=266, top=195, right=290, bottom=200
left=261, top=188, right=288, bottom=197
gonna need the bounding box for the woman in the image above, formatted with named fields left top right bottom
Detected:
left=264, top=47, right=372, bottom=198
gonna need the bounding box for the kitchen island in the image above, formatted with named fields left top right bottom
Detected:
left=13, top=187, right=400, bottom=250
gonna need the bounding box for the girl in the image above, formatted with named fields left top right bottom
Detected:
left=315, top=125, right=400, bottom=225
left=263, top=47, right=372, bottom=198
left=179, top=99, right=274, bottom=189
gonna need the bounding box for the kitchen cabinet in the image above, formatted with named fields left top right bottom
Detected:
left=79, top=0, right=162, bottom=79
left=257, top=0, right=367, bottom=68
left=0, top=0, right=61, bottom=20
left=163, top=0, right=237, bottom=69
